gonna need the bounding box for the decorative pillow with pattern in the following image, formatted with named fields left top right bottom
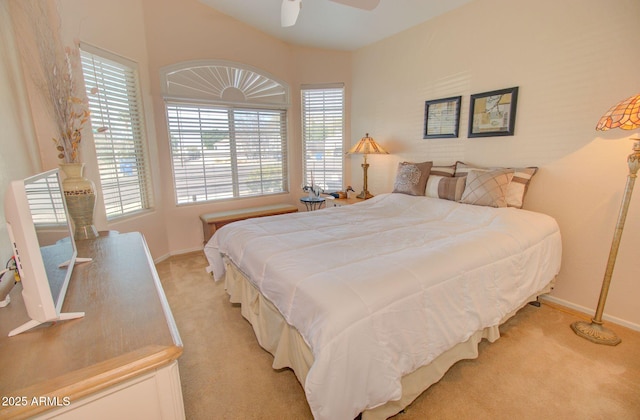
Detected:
left=392, top=161, right=433, bottom=196
left=455, top=161, right=538, bottom=208
left=425, top=175, right=466, bottom=201
left=460, top=169, right=514, bottom=208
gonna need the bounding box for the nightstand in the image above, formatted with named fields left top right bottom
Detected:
left=330, top=197, right=365, bottom=207
left=300, top=196, right=326, bottom=211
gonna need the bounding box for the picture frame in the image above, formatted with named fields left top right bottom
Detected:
left=468, top=87, right=519, bottom=137
left=423, top=96, right=461, bottom=139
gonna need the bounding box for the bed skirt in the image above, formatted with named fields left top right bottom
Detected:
left=222, top=258, right=554, bottom=419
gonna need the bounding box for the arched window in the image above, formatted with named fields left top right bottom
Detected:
left=160, top=60, right=290, bottom=204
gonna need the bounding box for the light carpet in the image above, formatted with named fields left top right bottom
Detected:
left=156, top=251, right=640, bottom=419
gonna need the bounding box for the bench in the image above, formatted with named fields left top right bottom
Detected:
left=200, top=203, right=298, bottom=243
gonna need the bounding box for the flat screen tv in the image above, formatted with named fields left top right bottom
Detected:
left=4, top=168, right=86, bottom=336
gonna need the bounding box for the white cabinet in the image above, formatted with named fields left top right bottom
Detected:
left=0, top=232, right=184, bottom=420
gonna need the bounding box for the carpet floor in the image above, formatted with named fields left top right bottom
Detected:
left=156, top=251, right=640, bottom=420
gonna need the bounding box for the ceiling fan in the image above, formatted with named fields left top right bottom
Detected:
left=281, top=0, right=380, bottom=27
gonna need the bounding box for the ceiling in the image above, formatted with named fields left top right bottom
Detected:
left=198, top=0, right=473, bottom=51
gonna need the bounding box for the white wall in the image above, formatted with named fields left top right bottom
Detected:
left=351, top=0, right=640, bottom=327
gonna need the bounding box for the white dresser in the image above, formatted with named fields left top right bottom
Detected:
left=0, top=232, right=184, bottom=419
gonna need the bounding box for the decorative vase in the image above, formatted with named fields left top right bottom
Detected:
left=60, top=163, right=99, bottom=240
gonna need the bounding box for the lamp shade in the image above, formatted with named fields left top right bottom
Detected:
left=347, top=133, right=388, bottom=155
left=596, top=93, right=640, bottom=131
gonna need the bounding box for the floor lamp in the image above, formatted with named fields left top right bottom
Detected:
left=570, top=93, right=640, bottom=346
left=347, top=133, right=388, bottom=199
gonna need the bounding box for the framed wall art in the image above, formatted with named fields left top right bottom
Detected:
left=468, top=87, right=519, bottom=137
left=423, top=96, right=461, bottom=139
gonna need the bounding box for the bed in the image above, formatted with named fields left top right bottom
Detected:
left=204, top=165, right=562, bottom=420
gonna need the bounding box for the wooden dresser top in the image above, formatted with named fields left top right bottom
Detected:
left=0, top=232, right=182, bottom=419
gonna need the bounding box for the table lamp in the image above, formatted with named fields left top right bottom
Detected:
left=347, top=133, right=388, bottom=199
left=570, top=93, right=640, bottom=345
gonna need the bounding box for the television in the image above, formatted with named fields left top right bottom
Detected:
left=4, top=168, right=87, bottom=336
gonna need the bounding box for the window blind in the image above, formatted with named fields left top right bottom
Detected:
left=25, top=176, right=67, bottom=226
left=301, top=85, right=345, bottom=192
left=80, top=47, right=152, bottom=219
left=166, top=102, right=288, bottom=204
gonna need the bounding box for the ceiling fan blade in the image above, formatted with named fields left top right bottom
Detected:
left=281, top=0, right=302, bottom=27
left=329, top=0, right=380, bottom=11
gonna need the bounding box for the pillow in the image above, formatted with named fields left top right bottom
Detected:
left=430, top=164, right=456, bottom=178
left=460, top=169, right=514, bottom=208
left=425, top=175, right=466, bottom=201
left=455, top=161, right=538, bottom=208
left=392, top=161, right=432, bottom=196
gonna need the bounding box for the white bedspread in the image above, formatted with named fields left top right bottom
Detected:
left=204, top=193, right=562, bottom=420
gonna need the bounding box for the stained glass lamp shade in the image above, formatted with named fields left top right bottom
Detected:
left=596, top=93, right=640, bottom=131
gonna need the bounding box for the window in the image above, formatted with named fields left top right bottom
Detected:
left=161, top=61, right=290, bottom=204
left=26, top=175, right=67, bottom=227
left=166, top=103, right=287, bottom=203
left=80, top=45, right=152, bottom=219
left=301, top=84, right=345, bottom=192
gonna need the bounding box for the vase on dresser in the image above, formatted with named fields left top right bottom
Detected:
left=60, top=162, right=99, bottom=240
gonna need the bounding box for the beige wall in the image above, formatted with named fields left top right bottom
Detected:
left=54, top=0, right=169, bottom=258
left=0, top=0, right=40, bottom=298
left=351, top=0, right=640, bottom=327
left=7, top=0, right=351, bottom=259
left=4, top=0, right=170, bottom=259
left=3, top=0, right=638, bottom=328
left=140, top=0, right=351, bottom=254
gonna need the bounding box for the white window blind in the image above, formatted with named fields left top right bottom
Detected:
left=25, top=175, right=67, bottom=226
left=166, top=103, right=288, bottom=204
left=301, top=85, right=345, bottom=192
left=80, top=46, right=152, bottom=219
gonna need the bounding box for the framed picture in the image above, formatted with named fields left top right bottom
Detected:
left=423, top=96, right=461, bottom=139
left=468, top=87, right=519, bottom=137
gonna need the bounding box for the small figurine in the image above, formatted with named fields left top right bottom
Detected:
left=330, top=186, right=355, bottom=199
left=345, top=185, right=355, bottom=198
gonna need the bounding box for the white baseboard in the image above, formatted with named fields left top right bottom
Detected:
left=540, top=295, right=640, bottom=332
left=154, top=253, right=171, bottom=264
left=153, top=246, right=204, bottom=264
